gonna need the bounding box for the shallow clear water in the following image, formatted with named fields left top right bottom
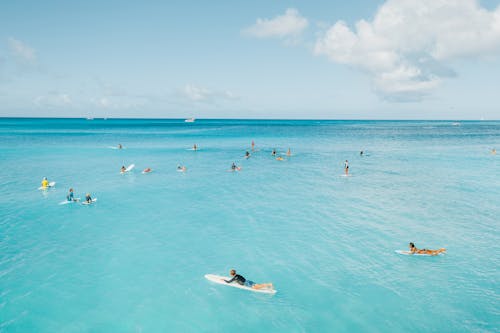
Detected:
left=0, top=119, right=499, bottom=332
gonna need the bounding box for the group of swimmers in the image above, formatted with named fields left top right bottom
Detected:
left=40, top=179, right=94, bottom=204
left=66, top=188, right=93, bottom=204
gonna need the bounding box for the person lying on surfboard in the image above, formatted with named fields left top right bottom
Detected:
left=224, top=269, right=273, bottom=290
left=120, top=166, right=126, bottom=173
left=409, top=242, right=446, bottom=255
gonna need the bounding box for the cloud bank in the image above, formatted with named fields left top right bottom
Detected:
left=8, top=37, right=36, bottom=63
left=182, top=84, right=237, bottom=103
left=314, top=0, right=500, bottom=101
left=243, top=8, right=308, bottom=39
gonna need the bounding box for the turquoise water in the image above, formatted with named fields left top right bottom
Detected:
left=0, top=118, right=499, bottom=332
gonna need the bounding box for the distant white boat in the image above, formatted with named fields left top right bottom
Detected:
left=185, top=117, right=195, bottom=123
left=86, top=117, right=94, bottom=120
left=451, top=122, right=460, bottom=126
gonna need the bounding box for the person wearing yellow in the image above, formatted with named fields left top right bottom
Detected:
left=41, top=177, right=49, bottom=189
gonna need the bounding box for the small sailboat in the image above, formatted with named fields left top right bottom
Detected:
left=185, top=117, right=195, bottom=123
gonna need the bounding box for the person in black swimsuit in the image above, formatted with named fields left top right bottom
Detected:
left=224, top=269, right=273, bottom=290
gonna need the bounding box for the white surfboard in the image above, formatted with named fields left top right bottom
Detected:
left=121, top=164, right=135, bottom=174
left=204, top=274, right=276, bottom=294
left=59, top=198, right=80, bottom=205
left=81, top=198, right=97, bottom=205
left=395, top=250, right=445, bottom=256
left=38, top=181, right=56, bottom=190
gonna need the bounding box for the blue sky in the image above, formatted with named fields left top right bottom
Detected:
left=1, top=0, right=499, bottom=119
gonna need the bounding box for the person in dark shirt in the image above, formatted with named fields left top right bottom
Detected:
left=224, top=269, right=273, bottom=290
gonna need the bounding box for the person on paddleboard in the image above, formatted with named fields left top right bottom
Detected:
left=85, top=193, right=93, bottom=204
left=41, top=177, right=49, bottom=188
left=344, top=160, right=349, bottom=175
left=66, top=188, right=76, bottom=201
left=224, top=269, right=273, bottom=290
left=409, top=242, right=446, bottom=255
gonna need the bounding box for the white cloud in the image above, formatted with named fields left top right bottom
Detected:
left=243, top=8, right=308, bottom=39
left=34, top=93, right=72, bottom=108
left=314, top=0, right=500, bottom=101
left=183, top=84, right=211, bottom=101
left=8, top=37, right=36, bottom=63
left=182, top=84, right=238, bottom=103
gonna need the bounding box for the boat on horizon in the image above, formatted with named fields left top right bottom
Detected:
left=185, top=117, right=195, bottom=123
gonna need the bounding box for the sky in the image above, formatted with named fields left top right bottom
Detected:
left=1, top=0, right=500, bottom=119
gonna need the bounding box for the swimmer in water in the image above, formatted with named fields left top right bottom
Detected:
left=409, top=242, right=446, bottom=256
left=193, top=144, right=197, bottom=151
left=286, top=148, right=291, bottom=156
left=177, top=165, right=187, bottom=172
left=231, top=162, right=239, bottom=171
left=344, top=160, right=349, bottom=175
left=272, top=149, right=277, bottom=156
left=224, top=269, right=273, bottom=290
left=491, top=148, right=497, bottom=155
left=276, top=156, right=284, bottom=161
left=360, top=150, right=364, bottom=156
left=118, top=144, right=122, bottom=149
left=85, top=193, right=93, bottom=204
left=143, top=168, right=152, bottom=173
left=245, top=151, right=251, bottom=159
left=120, top=166, right=126, bottom=173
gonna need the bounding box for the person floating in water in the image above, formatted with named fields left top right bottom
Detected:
left=344, top=160, right=349, bottom=175
left=193, top=144, right=197, bottom=151
left=143, top=168, right=152, bottom=173
left=492, top=148, right=497, bottom=155
left=85, top=193, right=93, bottom=204
left=120, top=166, right=126, bottom=173
left=251, top=140, right=255, bottom=151
left=66, top=188, right=77, bottom=201
left=286, top=148, right=291, bottom=156
left=409, top=242, right=446, bottom=256
left=177, top=165, right=187, bottom=172
left=360, top=150, right=364, bottom=156
left=272, top=149, right=277, bottom=156
left=231, top=162, right=238, bottom=171
left=41, top=177, right=49, bottom=189
left=224, top=269, right=273, bottom=290
left=245, top=151, right=251, bottom=159
left=118, top=144, right=122, bottom=149
left=276, top=156, right=284, bottom=161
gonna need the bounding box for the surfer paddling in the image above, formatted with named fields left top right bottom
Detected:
left=409, top=242, right=446, bottom=256
left=223, top=269, right=273, bottom=290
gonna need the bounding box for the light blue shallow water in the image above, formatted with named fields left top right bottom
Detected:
left=0, top=118, right=499, bottom=332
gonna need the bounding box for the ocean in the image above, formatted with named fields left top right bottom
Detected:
left=0, top=118, right=499, bottom=332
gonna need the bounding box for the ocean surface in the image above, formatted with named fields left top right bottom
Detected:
left=0, top=118, right=499, bottom=333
